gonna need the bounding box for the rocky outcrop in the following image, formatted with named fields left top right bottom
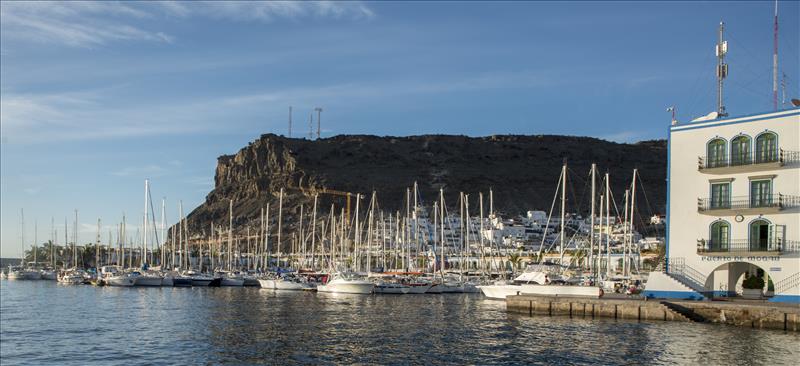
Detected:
left=185, top=134, right=666, bottom=247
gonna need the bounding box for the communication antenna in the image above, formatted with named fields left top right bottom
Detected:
left=288, top=106, right=293, bottom=138
left=773, top=0, right=779, bottom=110
left=667, top=106, right=677, bottom=125
left=309, top=113, right=313, bottom=139
left=716, top=21, right=728, bottom=117
left=781, top=73, right=787, bottom=107
left=315, top=107, right=322, bottom=139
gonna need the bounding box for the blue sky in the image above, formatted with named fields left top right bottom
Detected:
left=1, top=1, right=798, bottom=258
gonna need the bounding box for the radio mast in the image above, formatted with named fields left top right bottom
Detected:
left=315, top=107, right=322, bottom=139
left=773, top=0, right=779, bottom=110
left=716, top=21, right=728, bottom=117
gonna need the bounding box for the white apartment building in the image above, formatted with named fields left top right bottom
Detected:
left=644, top=108, right=800, bottom=303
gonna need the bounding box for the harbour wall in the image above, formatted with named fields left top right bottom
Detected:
left=506, top=295, right=800, bottom=331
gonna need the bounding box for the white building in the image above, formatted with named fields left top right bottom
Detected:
left=644, top=108, right=800, bottom=303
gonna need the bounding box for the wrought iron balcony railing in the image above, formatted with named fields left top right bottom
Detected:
left=698, top=149, right=797, bottom=170
left=697, top=194, right=800, bottom=212
left=697, top=239, right=800, bottom=254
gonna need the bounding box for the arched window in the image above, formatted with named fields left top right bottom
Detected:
left=730, top=135, right=751, bottom=166
left=749, top=219, right=770, bottom=251
left=710, top=220, right=730, bottom=251
left=707, top=138, right=727, bottom=168
left=755, top=132, right=778, bottom=163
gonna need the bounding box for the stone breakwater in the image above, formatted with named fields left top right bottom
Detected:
left=506, top=295, right=800, bottom=331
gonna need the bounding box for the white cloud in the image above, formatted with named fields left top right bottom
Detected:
left=0, top=1, right=374, bottom=48
left=0, top=1, right=172, bottom=47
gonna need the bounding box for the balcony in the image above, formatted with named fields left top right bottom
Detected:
left=697, top=239, right=800, bottom=255
left=697, top=149, right=799, bottom=174
left=697, top=194, right=800, bottom=215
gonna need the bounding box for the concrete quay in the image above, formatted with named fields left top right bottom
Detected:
left=506, top=294, right=800, bottom=331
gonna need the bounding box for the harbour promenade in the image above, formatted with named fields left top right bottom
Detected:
left=506, top=294, right=800, bottom=331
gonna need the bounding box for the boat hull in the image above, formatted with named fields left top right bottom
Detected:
left=405, top=283, right=432, bottom=294
left=317, top=281, right=374, bottom=294
left=173, top=277, right=193, bottom=287
left=220, top=277, right=245, bottom=287
left=40, top=271, right=57, bottom=280
left=374, top=285, right=411, bottom=294
left=106, top=276, right=136, bottom=287
left=161, top=277, right=174, bottom=287
left=134, top=276, right=163, bottom=287
left=478, top=284, right=601, bottom=299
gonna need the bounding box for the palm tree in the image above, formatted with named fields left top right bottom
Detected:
left=508, top=252, right=522, bottom=273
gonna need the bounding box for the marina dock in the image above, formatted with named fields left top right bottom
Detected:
left=506, top=294, right=800, bottom=331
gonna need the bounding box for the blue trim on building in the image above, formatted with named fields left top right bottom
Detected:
left=642, top=290, right=706, bottom=301
left=768, top=295, right=800, bottom=304
left=671, top=110, right=800, bottom=133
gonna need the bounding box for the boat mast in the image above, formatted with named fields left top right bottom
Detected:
left=311, top=196, right=318, bottom=270
left=143, top=179, right=149, bottom=267
left=479, top=192, right=485, bottom=279
left=178, top=201, right=184, bottom=271
left=73, top=210, right=78, bottom=268
left=161, top=198, right=166, bottom=267
left=96, top=218, right=101, bottom=268
left=298, top=203, right=304, bottom=269
left=228, top=199, right=233, bottom=271
left=439, top=188, right=445, bottom=280
left=590, top=164, right=596, bottom=275
left=354, top=193, right=361, bottom=273
left=629, top=169, right=638, bottom=274
left=559, top=162, right=566, bottom=267
left=277, top=188, right=283, bottom=268
left=413, top=182, right=419, bottom=271
left=367, top=192, right=375, bottom=274
left=622, top=190, right=629, bottom=277
left=598, top=194, right=603, bottom=275
left=605, top=173, right=611, bottom=276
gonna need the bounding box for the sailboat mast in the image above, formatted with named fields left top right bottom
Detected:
left=161, top=198, right=166, bottom=267
left=559, top=163, right=566, bottom=266
left=439, top=188, right=445, bottom=280
left=629, top=169, right=638, bottom=274
left=277, top=188, right=283, bottom=268
left=143, top=179, right=149, bottom=267
left=773, top=0, right=779, bottom=110
left=622, top=190, right=630, bottom=277
left=228, top=199, right=233, bottom=271
left=605, top=173, right=611, bottom=276
left=479, top=192, right=485, bottom=278
left=96, top=218, right=101, bottom=268
left=590, top=164, right=596, bottom=274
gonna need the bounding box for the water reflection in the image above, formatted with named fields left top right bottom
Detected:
left=1, top=280, right=798, bottom=365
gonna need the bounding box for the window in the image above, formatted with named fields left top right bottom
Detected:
left=707, top=138, right=727, bottom=168
left=710, top=183, right=730, bottom=209
left=730, top=135, right=751, bottom=166
left=749, top=219, right=770, bottom=251
left=750, top=180, right=772, bottom=207
left=710, top=221, right=729, bottom=250
left=755, top=132, right=777, bottom=163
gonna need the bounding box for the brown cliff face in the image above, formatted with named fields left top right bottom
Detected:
left=185, top=134, right=666, bottom=249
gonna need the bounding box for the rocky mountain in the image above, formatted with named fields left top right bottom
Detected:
left=184, top=134, right=666, bottom=249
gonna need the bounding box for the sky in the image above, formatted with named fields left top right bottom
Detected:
left=1, top=1, right=798, bottom=258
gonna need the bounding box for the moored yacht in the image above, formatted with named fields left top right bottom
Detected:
left=317, top=273, right=374, bottom=294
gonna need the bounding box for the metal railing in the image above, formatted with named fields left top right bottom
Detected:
left=662, top=257, right=708, bottom=295
left=697, top=194, right=800, bottom=211
left=774, top=272, right=800, bottom=295
left=698, top=149, right=797, bottom=170
left=697, top=239, right=800, bottom=254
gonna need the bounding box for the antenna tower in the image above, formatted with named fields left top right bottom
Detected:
left=716, top=21, right=728, bottom=117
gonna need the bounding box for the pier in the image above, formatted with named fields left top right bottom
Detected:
left=506, top=294, right=800, bottom=331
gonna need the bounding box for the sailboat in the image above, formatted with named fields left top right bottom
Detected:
left=317, top=272, right=374, bottom=294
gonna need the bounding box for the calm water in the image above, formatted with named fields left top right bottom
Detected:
left=1, top=280, right=798, bottom=365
